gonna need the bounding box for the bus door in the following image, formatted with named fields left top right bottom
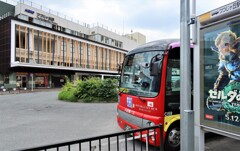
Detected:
left=164, top=46, right=193, bottom=114
left=165, top=47, right=181, bottom=116
left=163, top=47, right=181, bottom=151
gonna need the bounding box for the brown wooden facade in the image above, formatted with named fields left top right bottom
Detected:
left=0, top=17, right=127, bottom=88
left=15, top=24, right=125, bottom=71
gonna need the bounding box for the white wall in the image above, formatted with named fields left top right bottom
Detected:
left=90, top=26, right=141, bottom=50
left=14, top=3, right=143, bottom=51
left=15, top=3, right=90, bottom=34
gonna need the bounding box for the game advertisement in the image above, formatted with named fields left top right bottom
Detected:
left=202, top=18, right=240, bottom=130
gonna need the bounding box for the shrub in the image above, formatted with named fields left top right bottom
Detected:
left=97, top=79, right=118, bottom=102
left=58, top=77, right=118, bottom=103
left=75, top=77, right=118, bottom=103
left=58, top=80, right=77, bottom=102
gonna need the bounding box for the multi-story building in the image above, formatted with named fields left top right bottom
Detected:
left=0, top=0, right=145, bottom=88
left=123, top=32, right=146, bottom=45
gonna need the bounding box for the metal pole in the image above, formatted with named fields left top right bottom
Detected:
left=191, top=0, right=197, bottom=44
left=194, top=20, right=205, bottom=151
left=190, top=0, right=205, bottom=150
left=180, top=0, right=194, bottom=151
left=31, top=75, right=33, bottom=91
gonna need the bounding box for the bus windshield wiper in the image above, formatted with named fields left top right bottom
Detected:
left=138, top=96, right=146, bottom=102
left=135, top=92, right=146, bottom=102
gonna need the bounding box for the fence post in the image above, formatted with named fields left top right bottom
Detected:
left=146, top=134, right=149, bottom=151
left=159, top=125, right=164, bottom=151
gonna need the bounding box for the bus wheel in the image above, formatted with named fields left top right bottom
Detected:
left=164, top=125, right=180, bottom=151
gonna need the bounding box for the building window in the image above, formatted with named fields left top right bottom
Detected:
left=105, top=37, right=109, bottom=44
left=70, top=41, right=74, bottom=66
left=112, top=39, right=115, bottom=46
left=16, top=32, right=26, bottom=49
left=95, top=34, right=101, bottom=42
left=71, top=41, right=74, bottom=53
left=79, top=42, right=82, bottom=67
left=61, top=40, right=66, bottom=56
left=4, top=74, right=9, bottom=84
left=119, top=42, right=123, bottom=48
left=29, top=17, right=33, bottom=23
left=87, top=44, right=90, bottom=68
left=101, top=35, right=104, bottom=43
left=95, top=47, right=98, bottom=69
left=115, top=41, right=119, bottom=47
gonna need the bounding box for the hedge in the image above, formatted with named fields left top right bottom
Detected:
left=58, top=77, right=118, bottom=103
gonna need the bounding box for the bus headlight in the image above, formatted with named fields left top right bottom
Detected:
left=147, top=121, right=155, bottom=127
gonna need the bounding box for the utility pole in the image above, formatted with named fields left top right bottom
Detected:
left=180, top=0, right=194, bottom=151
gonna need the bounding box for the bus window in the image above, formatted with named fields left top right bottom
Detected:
left=120, top=51, right=164, bottom=97
left=165, top=48, right=180, bottom=114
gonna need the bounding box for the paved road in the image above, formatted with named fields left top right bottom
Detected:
left=0, top=90, right=239, bottom=151
left=0, top=90, right=120, bottom=151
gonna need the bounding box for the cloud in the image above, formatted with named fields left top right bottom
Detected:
left=133, top=27, right=180, bottom=42
left=29, top=0, right=236, bottom=42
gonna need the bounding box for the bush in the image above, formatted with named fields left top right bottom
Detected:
left=58, top=80, right=78, bottom=102
left=97, top=79, right=118, bottom=102
left=75, top=77, right=118, bottom=103
left=58, top=77, right=118, bottom=103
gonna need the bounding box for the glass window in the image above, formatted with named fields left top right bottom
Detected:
left=70, top=42, right=74, bottom=53
left=101, top=35, right=104, bottom=43
left=120, top=51, right=163, bottom=97
left=87, top=46, right=90, bottom=56
left=165, top=51, right=180, bottom=115
left=61, top=40, right=66, bottom=56
left=119, top=42, right=123, bottom=48
left=105, top=37, right=109, bottom=44
left=115, top=41, right=119, bottom=47
left=4, top=74, right=9, bottom=84
left=95, top=34, right=101, bottom=42
left=166, top=59, right=180, bottom=93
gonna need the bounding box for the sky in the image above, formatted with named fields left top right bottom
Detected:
left=26, top=0, right=236, bottom=42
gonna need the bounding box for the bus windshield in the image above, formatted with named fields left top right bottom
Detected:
left=120, top=51, right=164, bottom=97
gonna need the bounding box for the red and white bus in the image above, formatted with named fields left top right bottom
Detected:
left=117, top=39, right=193, bottom=151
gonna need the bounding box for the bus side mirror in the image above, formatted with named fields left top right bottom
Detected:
left=117, top=63, right=122, bottom=74
left=150, top=62, right=159, bottom=76
left=150, top=54, right=162, bottom=76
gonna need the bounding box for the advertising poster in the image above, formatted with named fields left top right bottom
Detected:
left=201, top=17, right=240, bottom=133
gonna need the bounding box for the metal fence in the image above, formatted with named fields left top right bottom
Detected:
left=16, top=125, right=164, bottom=151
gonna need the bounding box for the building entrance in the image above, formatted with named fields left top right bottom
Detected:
left=52, top=76, right=65, bottom=87
left=16, top=75, right=27, bottom=88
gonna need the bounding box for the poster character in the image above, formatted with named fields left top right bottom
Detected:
left=214, top=30, right=240, bottom=90
left=211, top=30, right=240, bottom=114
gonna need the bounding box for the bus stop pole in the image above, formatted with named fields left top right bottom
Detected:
left=193, top=20, right=205, bottom=151
left=191, top=0, right=205, bottom=150
left=31, top=75, right=33, bottom=91
left=180, top=0, right=194, bottom=151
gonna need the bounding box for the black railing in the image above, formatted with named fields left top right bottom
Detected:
left=16, top=125, right=164, bottom=151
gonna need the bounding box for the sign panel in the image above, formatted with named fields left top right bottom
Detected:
left=200, top=15, right=240, bottom=135
left=127, top=97, right=133, bottom=108
left=211, top=0, right=240, bottom=18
